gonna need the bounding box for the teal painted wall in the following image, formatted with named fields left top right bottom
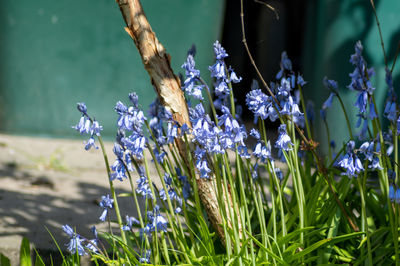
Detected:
left=303, top=0, right=400, bottom=152
left=0, top=0, right=225, bottom=138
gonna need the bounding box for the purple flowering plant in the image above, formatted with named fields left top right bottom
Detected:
left=61, top=31, right=400, bottom=266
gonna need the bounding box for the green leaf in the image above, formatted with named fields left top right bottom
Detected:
left=0, top=253, right=11, bottom=266
left=20, top=237, right=32, bottom=266
left=245, top=230, right=288, bottom=265
left=288, top=232, right=364, bottom=263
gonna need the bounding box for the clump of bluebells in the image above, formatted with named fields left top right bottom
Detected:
left=63, top=40, right=400, bottom=265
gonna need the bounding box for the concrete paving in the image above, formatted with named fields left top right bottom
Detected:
left=0, top=134, right=156, bottom=265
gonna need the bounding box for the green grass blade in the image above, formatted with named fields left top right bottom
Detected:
left=289, top=232, right=364, bottom=263
left=0, top=253, right=11, bottom=266
left=20, top=237, right=32, bottom=266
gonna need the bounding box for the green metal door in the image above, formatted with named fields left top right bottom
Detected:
left=0, top=0, right=225, bottom=138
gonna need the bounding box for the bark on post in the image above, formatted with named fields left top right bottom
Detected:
left=115, top=0, right=234, bottom=243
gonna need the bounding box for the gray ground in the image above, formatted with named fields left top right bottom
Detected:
left=0, top=134, right=156, bottom=265
left=0, top=131, right=282, bottom=265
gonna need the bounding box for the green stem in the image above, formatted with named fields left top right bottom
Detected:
left=336, top=94, right=354, bottom=140
left=97, top=136, right=127, bottom=245
left=358, top=166, right=372, bottom=265
left=297, top=84, right=312, bottom=139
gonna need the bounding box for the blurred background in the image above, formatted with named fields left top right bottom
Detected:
left=0, top=0, right=399, bottom=144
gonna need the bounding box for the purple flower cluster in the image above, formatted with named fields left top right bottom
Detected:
left=336, top=141, right=364, bottom=177
left=72, top=102, right=103, bottom=150
left=99, top=194, right=114, bottom=222
left=389, top=185, right=400, bottom=204
left=209, top=41, right=241, bottom=108
left=359, top=141, right=383, bottom=170
left=246, top=80, right=278, bottom=122
left=62, top=225, right=98, bottom=255
left=250, top=129, right=272, bottom=163
left=275, top=124, right=293, bottom=151
left=141, top=205, right=168, bottom=237
left=246, top=52, right=306, bottom=128
left=347, top=41, right=377, bottom=127
left=122, top=215, right=140, bottom=231
left=181, top=49, right=204, bottom=100
left=115, top=93, right=148, bottom=160
left=159, top=174, right=183, bottom=213
left=136, top=166, right=154, bottom=199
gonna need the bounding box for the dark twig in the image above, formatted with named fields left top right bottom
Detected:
left=254, top=0, right=279, bottom=20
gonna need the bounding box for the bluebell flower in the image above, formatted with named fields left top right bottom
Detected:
left=251, top=163, right=259, bottom=179
left=276, top=51, right=292, bottom=79
left=166, top=122, right=178, bottom=144
left=388, top=169, right=396, bottom=181
left=358, top=141, right=382, bottom=170
left=322, top=93, right=335, bottom=110
left=397, top=116, right=400, bottom=136
left=369, top=101, right=378, bottom=120
left=128, top=92, right=139, bottom=107
left=246, top=86, right=276, bottom=122
left=73, top=116, right=91, bottom=135
left=213, top=40, right=228, bottom=60
left=176, top=168, right=191, bottom=200
left=384, top=101, right=397, bottom=122
left=296, top=75, right=306, bottom=87
left=348, top=41, right=375, bottom=113
left=209, top=61, right=226, bottom=79
left=84, top=137, right=98, bottom=151
left=153, top=147, right=166, bottom=164
left=139, top=250, right=151, bottom=264
left=196, top=157, right=212, bottom=178
left=110, top=158, right=126, bottom=181
left=121, top=133, right=147, bottom=159
left=238, top=145, right=251, bottom=158
left=389, top=185, right=400, bottom=204
left=275, top=124, right=293, bottom=151
left=62, top=225, right=87, bottom=256
left=336, top=141, right=364, bottom=177
left=159, top=174, right=182, bottom=207
left=99, top=194, right=114, bottom=222
left=115, top=99, right=146, bottom=132
left=136, top=175, right=153, bottom=199
left=122, top=215, right=140, bottom=231
left=253, top=141, right=272, bottom=162
left=250, top=128, right=261, bottom=140
left=276, top=78, right=291, bottom=99
left=306, top=100, right=315, bottom=124
left=323, top=77, right=338, bottom=92
left=72, top=104, right=103, bottom=150
left=85, top=226, right=99, bottom=253
left=354, top=91, right=368, bottom=113
left=229, top=68, right=242, bottom=83
left=142, top=205, right=168, bottom=237
left=77, top=102, right=87, bottom=114
left=214, top=79, right=229, bottom=96
left=389, top=185, right=396, bottom=202
left=181, top=53, right=204, bottom=100
left=275, top=167, right=283, bottom=181
left=331, top=140, right=336, bottom=149
left=91, top=120, right=103, bottom=136
left=320, top=109, right=327, bottom=121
